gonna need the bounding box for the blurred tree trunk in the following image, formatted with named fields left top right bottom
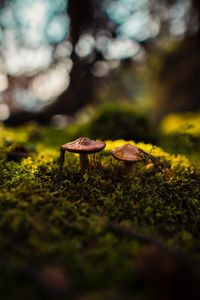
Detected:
left=6, top=0, right=96, bottom=125
left=192, top=0, right=200, bottom=34
left=152, top=37, right=200, bottom=124
left=151, top=0, right=200, bottom=124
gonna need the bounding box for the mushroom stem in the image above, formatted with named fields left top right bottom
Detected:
left=124, top=161, right=134, bottom=168
left=59, top=147, right=65, bottom=172
left=123, top=161, right=134, bottom=174
left=80, top=153, right=90, bottom=171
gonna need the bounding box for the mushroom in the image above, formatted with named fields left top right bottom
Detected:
left=59, top=137, right=106, bottom=171
left=111, top=144, right=144, bottom=169
left=111, top=143, right=170, bottom=172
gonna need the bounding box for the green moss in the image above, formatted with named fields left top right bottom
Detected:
left=0, top=123, right=200, bottom=299
left=159, top=113, right=200, bottom=155
left=67, top=102, right=155, bottom=143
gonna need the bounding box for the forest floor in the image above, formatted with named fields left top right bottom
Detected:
left=0, top=122, right=200, bottom=300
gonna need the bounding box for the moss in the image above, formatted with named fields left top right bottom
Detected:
left=0, top=123, right=200, bottom=299
left=159, top=113, right=200, bottom=155
left=67, top=102, right=155, bottom=143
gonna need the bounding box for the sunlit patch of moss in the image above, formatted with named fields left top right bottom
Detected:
left=0, top=124, right=30, bottom=145
left=34, top=144, right=58, bottom=162
left=170, top=154, right=193, bottom=171
left=159, top=113, right=200, bottom=155
left=20, top=157, right=38, bottom=173
left=160, top=113, right=200, bottom=136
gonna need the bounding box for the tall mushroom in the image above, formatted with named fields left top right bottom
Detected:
left=59, top=137, right=106, bottom=172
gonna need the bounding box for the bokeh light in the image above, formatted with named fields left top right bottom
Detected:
left=0, top=0, right=69, bottom=48
left=0, top=0, right=195, bottom=115
left=103, top=38, right=140, bottom=60
left=0, top=73, right=8, bottom=92
left=0, top=103, right=10, bottom=120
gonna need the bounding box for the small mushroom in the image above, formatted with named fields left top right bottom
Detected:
left=59, top=137, right=106, bottom=171
left=111, top=143, right=170, bottom=173
left=111, top=143, right=144, bottom=169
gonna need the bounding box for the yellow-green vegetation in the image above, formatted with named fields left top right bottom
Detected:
left=159, top=113, right=200, bottom=156
left=0, top=123, right=200, bottom=300
left=160, top=113, right=200, bottom=136
left=67, top=102, right=155, bottom=143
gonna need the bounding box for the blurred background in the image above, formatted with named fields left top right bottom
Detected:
left=0, top=0, right=200, bottom=140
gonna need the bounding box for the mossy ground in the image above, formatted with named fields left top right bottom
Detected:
left=0, top=122, right=200, bottom=300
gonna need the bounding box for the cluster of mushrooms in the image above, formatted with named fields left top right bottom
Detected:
left=59, top=137, right=168, bottom=173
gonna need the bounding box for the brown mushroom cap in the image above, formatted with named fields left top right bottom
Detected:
left=61, top=137, right=106, bottom=154
left=111, top=143, right=144, bottom=162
